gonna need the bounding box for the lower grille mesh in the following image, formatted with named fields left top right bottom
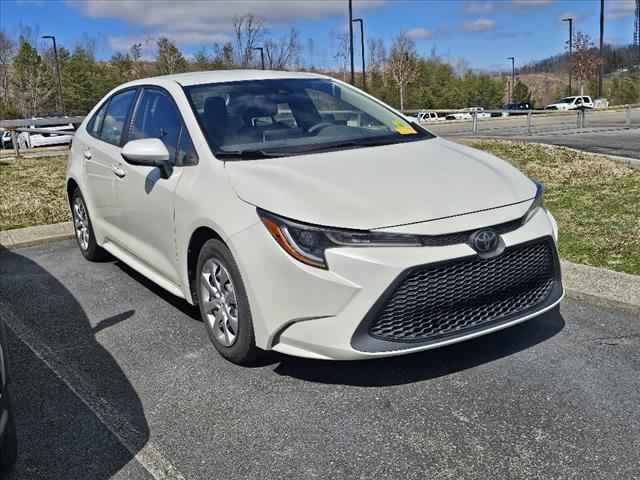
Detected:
left=368, top=240, right=557, bottom=342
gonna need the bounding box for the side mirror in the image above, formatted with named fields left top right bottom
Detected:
left=121, top=138, right=172, bottom=178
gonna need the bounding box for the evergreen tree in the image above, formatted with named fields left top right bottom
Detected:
left=155, top=37, right=188, bottom=75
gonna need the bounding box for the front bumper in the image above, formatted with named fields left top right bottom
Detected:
left=231, top=207, right=563, bottom=360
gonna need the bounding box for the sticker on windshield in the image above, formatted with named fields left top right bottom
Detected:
left=392, top=119, right=417, bottom=135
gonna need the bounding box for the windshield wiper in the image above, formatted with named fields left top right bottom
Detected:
left=215, top=149, right=288, bottom=160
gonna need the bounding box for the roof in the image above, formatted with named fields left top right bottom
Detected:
left=125, top=69, right=328, bottom=88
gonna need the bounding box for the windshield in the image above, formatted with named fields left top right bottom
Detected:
left=184, top=78, right=433, bottom=159
left=559, top=97, right=576, bottom=104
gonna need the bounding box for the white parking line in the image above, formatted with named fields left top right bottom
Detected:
left=0, top=301, right=187, bottom=480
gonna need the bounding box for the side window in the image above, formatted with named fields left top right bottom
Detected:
left=582, top=97, right=590, bottom=103
left=129, top=88, right=181, bottom=163
left=575, top=97, right=582, bottom=105
left=176, top=126, right=198, bottom=166
left=88, top=101, right=108, bottom=137
left=101, top=89, right=137, bottom=146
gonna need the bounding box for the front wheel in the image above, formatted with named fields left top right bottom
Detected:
left=196, top=239, right=260, bottom=365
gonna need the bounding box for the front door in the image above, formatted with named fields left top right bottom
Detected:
left=113, top=87, right=191, bottom=285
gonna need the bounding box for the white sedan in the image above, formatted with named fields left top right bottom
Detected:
left=66, top=70, right=563, bottom=363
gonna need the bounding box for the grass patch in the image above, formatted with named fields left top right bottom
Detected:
left=0, top=155, right=70, bottom=230
left=2, top=143, right=639, bottom=276
left=471, top=140, right=640, bottom=275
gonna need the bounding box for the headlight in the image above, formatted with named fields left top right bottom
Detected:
left=522, top=180, right=544, bottom=225
left=258, top=209, right=421, bottom=269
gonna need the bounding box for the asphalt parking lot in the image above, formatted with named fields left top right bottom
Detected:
left=429, top=109, right=640, bottom=159
left=1, top=240, right=639, bottom=479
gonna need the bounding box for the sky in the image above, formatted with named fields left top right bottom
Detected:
left=0, top=0, right=637, bottom=71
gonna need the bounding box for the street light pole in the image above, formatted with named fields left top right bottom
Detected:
left=42, top=35, right=64, bottom=115
left=348, top=0, right=355, bottom=85
left=562, top=17, right=573, bottom=96
left=352, top=18, right=366, bottom=91
left=252, top=47, right=265, bottom=70
left=507, top=56, right=515, bottom=104
left=598, top=0, right=604, bottom=98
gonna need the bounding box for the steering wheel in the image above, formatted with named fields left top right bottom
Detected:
left=308, top=122, right=334, bottom=134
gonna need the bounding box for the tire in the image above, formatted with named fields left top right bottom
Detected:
left=70, top=188, right=109, bottom=261
left=195, top=239, right=259, bottom=365
left=0, top=390, right=17, bottom=473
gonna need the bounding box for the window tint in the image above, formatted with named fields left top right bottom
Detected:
left=101, top=89, right=136, bottom=145
left=176, top=127, right=198, bottom=166
left=88, top=102, right=108, bottom=137
left=582, top=97, right=590, bottom=102
left=129, top=89, right=181, bottom=163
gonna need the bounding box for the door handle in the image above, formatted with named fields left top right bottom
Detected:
left=112, top=164, right=126, bottom=178
left=83, top=149, right=92, bottom=159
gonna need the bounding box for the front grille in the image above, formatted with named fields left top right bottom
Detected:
left=418, top=217, right=523, bottom=247
left=367, top=239, right=558, bottom=343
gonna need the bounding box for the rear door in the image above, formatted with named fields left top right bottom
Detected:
left=82, top=89, right=138, bottom=240
left=114, top=87, right=198, bottom=284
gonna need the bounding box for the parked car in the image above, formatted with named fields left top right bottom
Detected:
left=502, top=102, right=534, bottom=116
left=445, top=111, right=472, bottom=121
left=417, top=111, right=442, bottom=123
left=0, top=316, right=17, bottom=473
left=67, top=71, right=563, bottom=364
left=545, top=96, right=594, bottom=111
left=17, top=123, right=74, bottom=149
left=0, top=130, right=12, bottom=150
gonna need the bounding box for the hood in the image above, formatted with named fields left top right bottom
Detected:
left=226, top=137, right=536, bottom=230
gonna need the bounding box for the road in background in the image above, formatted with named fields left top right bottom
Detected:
left=428, top=108, right=640, bottom=159
left=1, top=240, right=639, bottom=480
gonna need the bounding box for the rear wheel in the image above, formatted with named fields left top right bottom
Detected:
left=0, top=390, right=17, bottom=473
left=71, top=188, right=108, bottom=261
left=196, top=239, right=259, bottom=365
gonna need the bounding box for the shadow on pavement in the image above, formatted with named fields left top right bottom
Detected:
left=0, top=246, right=149, bottom=480
left=274, top=308, right=565, bottom=386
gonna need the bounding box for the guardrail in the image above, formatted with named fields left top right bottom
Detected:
left=0, top=116, right=84, bottom=159
left=410, top=105, right=639, bottom=137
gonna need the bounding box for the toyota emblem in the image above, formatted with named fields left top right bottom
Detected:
left=470, top=229, right=499, bottom=253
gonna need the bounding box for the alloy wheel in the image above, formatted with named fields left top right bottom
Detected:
left=73, top=196, right=90, bottom=251
left=200, top=258, right=239, bottom=347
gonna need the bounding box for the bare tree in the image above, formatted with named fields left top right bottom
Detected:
left=570, top=32, right=603, bottom=95
left=232, top=14, right=265, bottom=67
left=388, top=32, right=418, bottom=111
left=264, top=28, right=300, bottom=70
left=0, top=31, right=15, bottom=109
left=331, top=28, right=350, bottom=81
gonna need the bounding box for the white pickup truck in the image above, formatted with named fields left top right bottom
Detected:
left=17, top=123, right=75, bottom=149
left=545, top=96, right=594, bottom=111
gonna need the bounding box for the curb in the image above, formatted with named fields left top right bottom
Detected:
left=561, top=260, right=640, bottom=313
left=0, top=222, right=74, bottom=249
left=526, top=142, right=640, bottom=170
left=457, top=138, right=640, bottom=170
left=1, top=222, right=638, bottom=313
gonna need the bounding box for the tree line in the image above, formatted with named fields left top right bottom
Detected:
left=0, top=16, right=637, bottom=120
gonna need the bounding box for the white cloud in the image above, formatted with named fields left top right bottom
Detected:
left=510, top=0, right=555, bottom=8
left=606, top=0, right=635, bottom=20
left=74, top=0, right=385, bottom=32
left=406, top=27, right=433, bottom=40
left=463, top=0, right=555, bottom=14
left=463, top=2, right=496, bottom=14
left=109, top=32, right=231, bottom=54
left=463, top=19, right=496, bottom=32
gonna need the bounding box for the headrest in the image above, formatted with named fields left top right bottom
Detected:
left=204, top=97, right=227, bottom=121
